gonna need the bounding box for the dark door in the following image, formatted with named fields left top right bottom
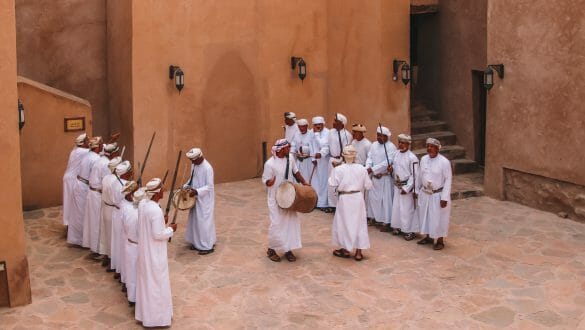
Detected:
left=472, top=70, right=487, bottom=166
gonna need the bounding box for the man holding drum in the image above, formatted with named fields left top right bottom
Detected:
left=262, top=139, right=309, bottom=262
left=183, top=148, right=216, bottom=255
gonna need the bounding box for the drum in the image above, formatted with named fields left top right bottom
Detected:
left=276, top=181, right=318, bottom=213
left=172, top=188, right=196, bottom=210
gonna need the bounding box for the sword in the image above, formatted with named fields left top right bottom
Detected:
left=379, top=123, right=391, bottom=173
left=137, top=132, right=156, bottom=187
left=412, top=161, right=418, bottom=209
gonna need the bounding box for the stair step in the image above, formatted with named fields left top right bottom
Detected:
left=413, top=145, right=466, bottom=160
left=411, top=120, right=448, bottom=134
left=411, top=131, right=457, bottom=150
left=451, top=159, right=478, bottom=175
left=411, top=109, right=439, bottom=121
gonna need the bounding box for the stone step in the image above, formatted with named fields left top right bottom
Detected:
left=411, top=120, right=448, bottom=135
left=413, top=145, right=466, bottom=160
left=411, top=131, right=457, bottom=150
left=451, top=158, right=478, bottom=175
left=411, top=109, right=439, bottom=121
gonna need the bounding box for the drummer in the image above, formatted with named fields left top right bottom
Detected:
left=262, top=139, right=309, bottom=262
left=183, top=148, right=216, bottom=255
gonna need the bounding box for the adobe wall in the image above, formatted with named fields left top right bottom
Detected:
left=15, top=0, right=109, bottom=135
left=485, top=0, right=585, bottom=216
left=0, top=0, right=31, bottom=307
left=18, top=77, right=93, bottom=210
left=131, top=1, right=410, bottom=183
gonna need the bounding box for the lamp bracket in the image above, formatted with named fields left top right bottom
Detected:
left=169, top=65, right=179, bottom=79
left=488, top=64, right=505, bottom=79
left=393, top=59, right=406, bottom=80
left=291, top=57, right=301, bottom=70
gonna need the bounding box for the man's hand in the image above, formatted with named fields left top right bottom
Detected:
left=312, top=160, right=317, bottom=165
left=169, top=223, right=177, bottom=232
left=314, top=153, right=321, bottom=159
left=413, top=193, right=418, bottom=199
left=266, top=176, right=276, bottom=187
left=400, top=189, right=407, bottom=195
left=189, top=189, right=197, bottom=197
left=164, top=214, right=169, bottom=224
left=440, top=200, right=448, bottom=208
left=387, top=165, right=393, bottom=173
left=367, top=168, right=373, bottom=175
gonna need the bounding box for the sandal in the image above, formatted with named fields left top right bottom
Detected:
left=433, top=242, right=445, bottom=250
left=284, top=251, right=297, bottom=262
left=333, top=249, right=350, bottom=258
left=404, top=233, right=416, bottom=241
left=267, top=248, right=281, bottom=262
left=391, top=229, right=401, bottom=236
left=354, top=253, right=364, bottom=261
left=417, top=236, right=433, bottom=245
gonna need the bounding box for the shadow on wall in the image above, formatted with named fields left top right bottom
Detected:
left=202, top=51, right=260, bottom=183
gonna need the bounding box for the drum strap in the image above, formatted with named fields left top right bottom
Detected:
left=187, top=167, right=195, bottom=187
left=284, top=155, right=290, bottom=180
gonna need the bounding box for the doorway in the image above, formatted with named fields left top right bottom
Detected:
left=472, top=70, right=487, bottom=166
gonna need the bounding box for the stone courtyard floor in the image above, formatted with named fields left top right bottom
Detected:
left=2, top=179, right=585, bottom=329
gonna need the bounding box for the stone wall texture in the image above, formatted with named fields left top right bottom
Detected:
left=505, top=169, right=585, bottom=222
left=484, top=0, right=585, bottom=199
left=15, top=0, right=109, bottom=135
left=0, top=0, right=31, bottom=307
left=18, top=76, right=93, bottom=210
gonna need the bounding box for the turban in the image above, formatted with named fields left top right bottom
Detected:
left=398, top=134, right=412, bottom=143
left=271, top=138, right=290, bottom=157
left=89, top=136, right=103, bottom=148
left=104, top=142, right=119, bottom=156
left=133, top=187, right=147, bottom=205
left=335, top=113, right=347, bottom=125
left=376, top=126, right=391, bottom=137
left=122, top=180, right=138, bottom=195
left=312, top=116, right=325, bottom=125
left=186, top=148, right=202, bottom=160
left=342, top=145, right=357, bottom=164
left=115, top=160, right=132, bottom=176
left=297, top=118, right=308, bottom=126
left=108, top=156, right=122, bottom=171
left=145, top=178, right=162, bottom=197
left=351, top=124, right=367, bottom=133
left=284, top=112, right=296, bottom=120
left=426, top=137, right=441, bottom=148
left=75, top=133, right=87, bottom=146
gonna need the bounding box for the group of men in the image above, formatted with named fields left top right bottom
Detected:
left=264, top=112, right=452, bottom=262
left=62, top=133, right=217, bottom=327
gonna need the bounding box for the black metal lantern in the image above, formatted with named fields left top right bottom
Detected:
left=291, top=57, right=307, bottom=81
left=483, top=64, right=504, bottom=91
left=18, top=99, right=25, bottom=130
left=392, top=59, right=410, bottom=85
left=169, top=65, right=184, bottom=93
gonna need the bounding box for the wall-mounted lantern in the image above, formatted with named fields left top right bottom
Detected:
left=291, top=57, right=307, bottom=81
left=392, top=59, right=411, bottom=85
left=169, top=65, right=184, bottom=93
left=18, top=99, right=25, bottom=130
left=483, top=64, right=504, bottom=90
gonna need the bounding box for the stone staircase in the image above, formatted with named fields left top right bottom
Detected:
left=410, top=101, right=478, bottom=175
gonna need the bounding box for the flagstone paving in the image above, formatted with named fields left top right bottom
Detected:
left=2, top=179, right=585, bottom=329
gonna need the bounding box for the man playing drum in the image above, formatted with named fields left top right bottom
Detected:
left=329, top=145, right=373, bottom=261
left=183, top=148, right=216, bottom=255
left=262, top=139, right=309, bottom=262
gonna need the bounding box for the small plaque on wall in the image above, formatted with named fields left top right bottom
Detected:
left=64, top=117, right=85, bottom=132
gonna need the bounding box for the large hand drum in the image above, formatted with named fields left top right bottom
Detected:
left=276, top=182, right=318, bottom=213
left=172, top=188, right=196, bottom=210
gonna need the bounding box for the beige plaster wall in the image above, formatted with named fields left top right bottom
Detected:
left=0, top=0, right=31, bottom=307
left=106, top=0, right=134, bottom=164
left=485, top=0, right=585, bottom=198
left=327, top=0, right=411, bottom=143
left=15, top=0, right=109, bottom=135
left=18, top=77, right=93, bottom=210
left=131, top=1, right=410, bottom=183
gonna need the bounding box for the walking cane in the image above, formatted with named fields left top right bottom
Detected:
left=309, top=162, right=317, bottom=184
left=412, top=161, right=418, bottom=209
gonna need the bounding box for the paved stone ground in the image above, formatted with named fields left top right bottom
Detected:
left=2, top=179, right=585, bottom=329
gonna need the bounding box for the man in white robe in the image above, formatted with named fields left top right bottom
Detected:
left=135, top=178, right=177, bottom=327
left=291, top=118, right=318, bottom=183
left=111, top=161, right=133, bottom=280
left=183, top=148, right=216, bottom=255
left=120, top=181, right=141, bottom=307
left=68, top=136, right=102, bottom=247
left=327, top=113, right=353, bottom=209
left=390, top=134, right=420, bottom=241
left=262, top=139, right=309, bottom=262
left=63, top=133, right=89, bottom=228
left=284, top=111, right=300, bottom=143
left=100, top=156, right=122, bottom=268
left=350, top=124, right=371, bottom=166
left=329, top=145, right=373, bottom=261
left=311, top=116, right=331, bottom=211
left=416, top=138, right=452, bottom=250
left=366, top=126, right=397, bottom=231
